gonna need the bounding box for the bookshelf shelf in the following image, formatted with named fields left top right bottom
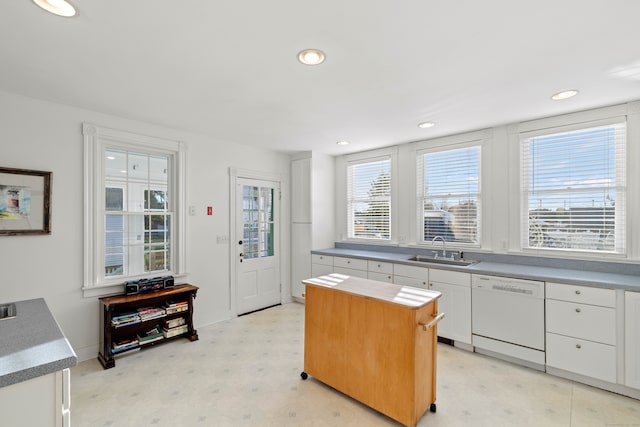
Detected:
left=98, top=284, right=199, bottom=369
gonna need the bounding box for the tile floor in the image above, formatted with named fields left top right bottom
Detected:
left=72, top=302, right=640, bottom=426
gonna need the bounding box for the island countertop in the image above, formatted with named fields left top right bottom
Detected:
left=303, top=273, right=442, bottom=308
left=0, top=298, right=77, bottom=388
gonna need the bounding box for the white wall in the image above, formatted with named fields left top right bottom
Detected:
left=0, top=90, right=291, bottom=361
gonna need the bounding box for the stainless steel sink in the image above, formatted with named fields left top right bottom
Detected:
left=408, top=256, right=477, bottom=267
left=0, top=303, right=16, bottom=320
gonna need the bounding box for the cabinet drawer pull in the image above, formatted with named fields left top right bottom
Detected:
left=575, top=290, right=581, bottom=295
left=419, top=313, right=445, bottom=331
left=575, top=308, right=581, bottom=313
left=576, top=344, right=582, bottom=349
left=377, top=264, right=381, bottom=267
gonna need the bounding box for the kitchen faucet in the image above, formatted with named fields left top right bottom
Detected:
left=431, top=236, right=446, bottom=257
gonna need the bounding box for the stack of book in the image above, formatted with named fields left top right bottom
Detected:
left=111, top=312, right=141, bottom=328
left=112, top=338, right=139, bottom=353
left=164, top=300, right=189, bottom=315
left=163, top=316, right=188, bottom=338
left=137, top=325, right=164, bottom=345
left=137, top=306, right=166, bottom=322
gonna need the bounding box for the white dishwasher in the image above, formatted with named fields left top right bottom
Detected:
left=472, top=274, right=545, bottom=369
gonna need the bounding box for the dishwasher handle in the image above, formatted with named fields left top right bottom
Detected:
left=419, top=312, right=445, bottom=331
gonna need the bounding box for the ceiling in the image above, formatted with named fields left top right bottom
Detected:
left=2, top=1, right=640, bottom=156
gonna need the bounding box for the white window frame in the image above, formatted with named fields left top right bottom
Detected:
left=416, top=141, right=482, bottom=249
left=83, top=123, right=187, bottom=297
left=519, top=117, right=626, bottom=256
left=340, top=147, right=398, bottom=244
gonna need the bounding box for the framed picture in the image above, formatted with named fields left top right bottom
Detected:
left=0, top=167, right=51, bottom=236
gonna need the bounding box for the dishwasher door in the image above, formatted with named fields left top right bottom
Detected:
left=472, top=275, right=545, bottom=351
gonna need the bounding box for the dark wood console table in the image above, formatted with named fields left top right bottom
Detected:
left=98, top=284, right=199, bottom=369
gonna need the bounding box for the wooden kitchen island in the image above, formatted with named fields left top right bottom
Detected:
left=301, top=274, right=443, bottom=427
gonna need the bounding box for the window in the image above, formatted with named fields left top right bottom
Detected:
left=347, top=156, right=391, bottom=240
left=83, top=124, right=186, bottom=296
left=521, top=121, right=626, bottom=253
left=417, top=145, right=480, bottom=244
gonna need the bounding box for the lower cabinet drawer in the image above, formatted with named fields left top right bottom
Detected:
left=546, top=333, right=616, bottom=383
left=333, top=256, right=367, bottom=271
left=367, top=271, right=393, bottom=283
left=546, top=299, right=616, bottom=345
left=393, top=275, right=429, bottom=289
left=334, top=267, right=367, bottom=279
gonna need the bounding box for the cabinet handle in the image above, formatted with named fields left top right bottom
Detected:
left=575, top=290, right=581, bottom=295
left=419, top=313, right=445, bottom=331
left=347, top=260, right=350, bottom=264
left=575, top=307, right=581, bottom=313
left=377, top=264, right=381, bottom=267
left=576, top=344, right=582, bottom=349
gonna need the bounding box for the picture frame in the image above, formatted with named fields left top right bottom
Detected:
left=0, top=167, right=51, bottom=236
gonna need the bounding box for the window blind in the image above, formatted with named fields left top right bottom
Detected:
left=347, top=157, right=391, bottom=240
left=521, top=122, right=626, bottom=253
left=417, top=146, right=480, bottom=244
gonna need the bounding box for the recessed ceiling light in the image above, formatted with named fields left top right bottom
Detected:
left=418, top=121, right=435, bottom=129
left=106, top=156, right=116, bottom=160
left=297, top=49, right=326, bottom=66
left=33, top=0, right=76, bottom=17
left=551, top=89, right=579, bottom=101
left=336, top=140, right=349, bottom=146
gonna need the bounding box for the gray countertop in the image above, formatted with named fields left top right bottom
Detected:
left=312, top=248, right=640, bottom=291
left=0, top=298, right=77, bottom=388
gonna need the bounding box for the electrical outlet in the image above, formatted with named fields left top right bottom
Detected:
left=189, top=205, right=196, bottom=216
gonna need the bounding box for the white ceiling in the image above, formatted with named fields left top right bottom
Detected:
left=2, top=1, right=640, bottom=155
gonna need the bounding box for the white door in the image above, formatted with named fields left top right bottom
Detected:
left=236, top=178, right=281, bottom=315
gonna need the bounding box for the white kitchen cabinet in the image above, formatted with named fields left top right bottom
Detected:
left=625, top=291, right=640, bottom=389
left=546, top=282, right=617, bottom=383
left=428, top=269, right=472, bottom=345
left=311, top=254, right=334, bottom=278
left=367, top=260, right=393, bottom=283
left=333, top=256, right=367, bottom=279
left=0, top=368, right=70, bottom=427
left=290, top=153, right=335, bottom=299
left=393, top=263, right=429, bottom=289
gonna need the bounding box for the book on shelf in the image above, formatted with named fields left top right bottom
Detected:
left=138, top=325, right=164, bottom=345
left=163, top=324, right=189, bottom=338
left=136, top=306, right=166, bottom=321
left=112, top=338, right=140, bottom=353
left=111, top=312, right=141, bottom=327
left=164, top=300, right=189, bottom=315
left=164, top=316, right=186, bottom=330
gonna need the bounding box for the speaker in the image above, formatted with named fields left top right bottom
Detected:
left=124, top=281, right=139, bottom=295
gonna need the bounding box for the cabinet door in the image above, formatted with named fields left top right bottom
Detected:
left=626, top=291, right=640, bottom=389
left=291, top=158, right=311, bottom=223
left=311, top=263, right=334, bottom=278
left=429, top=281, right=472, bottom=344
left=291, top=223, right=311, bottom=298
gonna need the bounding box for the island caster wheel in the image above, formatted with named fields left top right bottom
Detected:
left=300, top=371, right=308, bottom=380
left=429, top=403, right=436, bottom=413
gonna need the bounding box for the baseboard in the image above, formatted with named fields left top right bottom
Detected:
left=546, top=366, right=640, bottom=400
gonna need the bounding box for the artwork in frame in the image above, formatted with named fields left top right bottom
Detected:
left=0, top=167, right=51, bottom=236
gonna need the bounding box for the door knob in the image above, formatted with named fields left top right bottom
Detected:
left=239, top=252, right=245, bottom=257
